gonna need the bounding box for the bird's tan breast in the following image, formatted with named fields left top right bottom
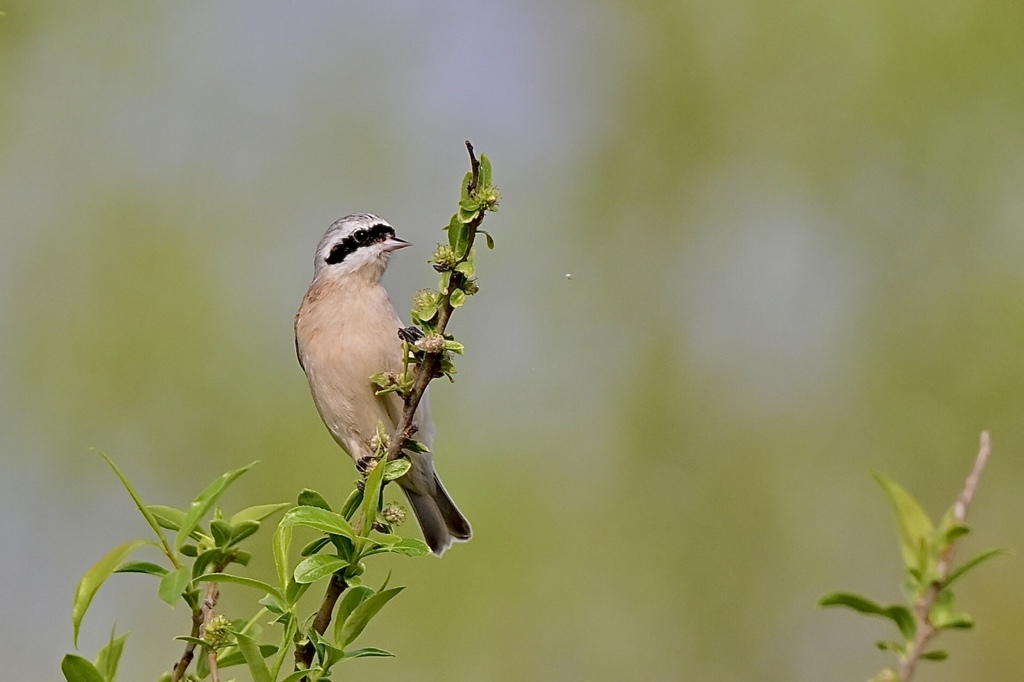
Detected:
left=295, top=276, right=405, bottom=458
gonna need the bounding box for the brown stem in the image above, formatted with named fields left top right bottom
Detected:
left=465, top=140, right=480, bottom=194
left=294, top=572, right=348, bottom=678
left=385, top=142, right=485, bottom=463
left=898, top=431, right=992, bottom=682
left=169, top=557, right=233, bottom=682
left=201, top=581, right=221, bottom=682
left=170, top=606, right=203, bottom=682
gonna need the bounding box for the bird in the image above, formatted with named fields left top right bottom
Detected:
left=294, top=213, right=472, bottom=556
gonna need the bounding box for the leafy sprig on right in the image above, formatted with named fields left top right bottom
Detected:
left=819, top=431, right=1003, bottom=682
left=372, top=142, right=499, bottom=455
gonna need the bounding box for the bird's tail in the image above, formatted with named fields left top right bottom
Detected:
left=401, top=469, right=471, bottom=557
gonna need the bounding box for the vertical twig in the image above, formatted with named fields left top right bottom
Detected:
left=170, top=557, right=232, bottom=682
left=899, top=431, right=992, bottom=681
left=170, top=607, right=204, bottom=682
left=201, top=581, right=221, bottom=682
left=384, top=141, right=485, bottom=463
left=294, top=572, right=348, bottom=678
left=465, top=140, right=480, bottom=194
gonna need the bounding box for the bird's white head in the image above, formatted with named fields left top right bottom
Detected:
left=312, top=213, right=411, bottom=281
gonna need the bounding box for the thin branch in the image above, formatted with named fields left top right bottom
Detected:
left=170, top=605, right=203, bottom=682
left=170, top=557, right=232, bottom=682
left=465, top=140, right=480, bottom=194
left=294, top=572, right=348, bottom=678
left=201, top=581, right=221, bottom=682
left=385, top=142, right=485, bottom=463
left=899, top=431, right=992, bottom=682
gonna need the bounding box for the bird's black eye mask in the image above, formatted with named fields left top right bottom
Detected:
left=325, top=223, right=395, bottom=264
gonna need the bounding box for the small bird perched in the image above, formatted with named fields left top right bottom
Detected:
left=294, top=213, right=472, bottom=556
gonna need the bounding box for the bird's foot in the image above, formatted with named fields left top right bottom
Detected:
left=397, top=326, right=424, bottom=343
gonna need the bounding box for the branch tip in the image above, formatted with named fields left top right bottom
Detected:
left=465, top=140, right=479, bottom=194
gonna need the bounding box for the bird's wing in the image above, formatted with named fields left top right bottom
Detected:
left=293, top=310, right=305, bottom=371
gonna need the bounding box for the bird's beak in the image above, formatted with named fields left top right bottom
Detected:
left=382, top=235, right=412, bottom=252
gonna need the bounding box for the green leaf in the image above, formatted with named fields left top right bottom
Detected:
left=258, top=593, right=285, bottom=615
left=96, top=452, right=174, bottom=560
left=460, top=171, right=473, bottom=201
left=384, top=458, right=412, bottom=481
left=147, top=505, right=189, bottom=533
left=360, top=455, right=387, bottom=536
left=818, top=592, right=914, bottom=638
left=339, top=487, right=363, bottom=519
left=333, top=586, right=375, bottom=646
left=307, top=628, right=346, bottom=668
left=279, top=506, right=356, bottom=540
left=286, top=578, right=309, bottom=605
left=157, top=565, right=191, bottom=605
left=818, top=592, right=888, bottom=615
left=437, top=271, right=451, bottom=297
left=72, top=539, right=151, bottom=647
left=233, top=631, right=272, bottom=682
left=297, top=489, right=332, bottom=511
left=211, top=519, right=233, bottom=547
left=458, top=197, right=481, bottom=212
left=345, top=647, right=395, bottom=659
left=174, top=462, right=258, bottom=553
left=280, top=670, right=322, bottom=682
left=458, top=207, right=480, bottom=224
left=274, top=524, right=292, bottom=592
left=229, top=502, right=290, bottom=526
left=448, top=214, right=470, bottom=257
left=872, top=471, right=935, bottom=570
left=228, top=520, right=261, bottom=546
left=388, top=538, right=431, bottom=557
left=886, top=605, right=916, bottom=640
left=195, top=573, right=284, bottom=602
left=478, top=154, right=492, bottom=188
left=192, top=548, right=226, bottom=578
left=114, top=561, right=167, bottom=577
left=402, top=438, right=430, bottom=454
left=450, top=288, right=466, bottom=308
left=340, top=587, right=404, bottom=646
left=931, top=590, right=974, bottom=630
left=94, top=628, right=129, bottom=681
left=61, top=654, right=105, bottom=682
left=422, top=307, right=440, bottom=325
left=300, top=536, right=330, bottom=557
left=294, top=555, right=348, bottom=584
left=217, top=644, right=278, bottom=669
left=173, top=635, right=209, bottom=647
left=945, top=548, right=1007, bottom=587
left=944, top=523, right=970, bottom=545
left=480, top=230, right=495, bottom=249
left=875, top=640, right=905, bottom=654
left=921, top=650, right=949, bottom=661
left=444, top=340, right=465, bottom=354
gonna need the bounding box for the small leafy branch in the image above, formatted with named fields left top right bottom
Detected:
left=371, top=140, right=498, bottom=458
left=819, top=431, right=1003, bottom=682
left=63, top=143, right=498, bottom=682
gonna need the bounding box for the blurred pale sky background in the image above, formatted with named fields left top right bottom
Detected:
left=3, top=2, right=1024, bottom=680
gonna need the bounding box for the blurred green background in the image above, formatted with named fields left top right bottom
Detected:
left=3, top=2, right=1024, bottom=680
